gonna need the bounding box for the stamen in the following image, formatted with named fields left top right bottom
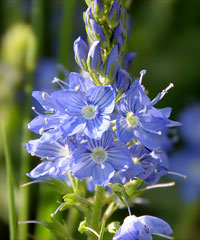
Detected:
left=31, top=106, right=41, bottom=115
left=136, top=182, right=175, bottom=192
left=31, top=152, right=35, bottom=156
left=20, top=180, right=43, bottom=188
left=121, top=193, right=132, bottom=216
left=151, top=83, right=174, bottom=105
left=52, top=77, right=68, bottom=89
left=44, top=118, right=48, bottom=125
left=82, top=227, right=100, bottom=238
left=51, top=202, right=65, bottom=217
left=39, top=127, right=44, bottom=135
left=18, top=220, right=48, bottom=227
left=139, top=69, right=146, bottom=84
left=152, top=233, right=174, bottom=240
left=168, top=171, right=187, bottom=179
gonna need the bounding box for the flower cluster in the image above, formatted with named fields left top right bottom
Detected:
left=25, top=1, right=179, bottom=239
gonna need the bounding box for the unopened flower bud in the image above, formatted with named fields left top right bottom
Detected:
left=87, top=41, right=103, bottom=72
left=73, top=37, right=89, bottom=70
left=111, top=22, right=126, bottom=52
left=84, top=6, right=93, bottom=27
left=115, top=69, right=130, bottom=92
left=89, top=18, right=107, bottom=45
left=92, top=0, right=104, bottom=19
left=103, top=45, right=119, bottom=84
left=108, top=0, right=122, bottom=28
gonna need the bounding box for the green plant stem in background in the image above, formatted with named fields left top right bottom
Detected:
left=66, top=208, right=80, bottom=237
left=88, top=186, right=105, bottom=240
left=58, top=0, right=77, bottom=72
left=18, top=1, right=44, bottom=240
left=1, top=117, right=17, bottom=240
left=175, top=202, right=200, bottom=240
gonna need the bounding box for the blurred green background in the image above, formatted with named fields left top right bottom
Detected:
left=0, top=0, right=200, bottom=239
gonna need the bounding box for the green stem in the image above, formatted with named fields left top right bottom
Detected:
left=88, top=185, right=105, bottom=240
left=1, top=117, right=17, bottom=240
left=66, top=208, right=80, bottom=237
left=18, top=1, right=44, bottom=240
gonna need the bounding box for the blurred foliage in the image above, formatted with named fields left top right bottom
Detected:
left=0, top=0, right=199, bottom=240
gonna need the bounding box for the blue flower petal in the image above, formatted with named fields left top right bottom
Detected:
left=92, top=163, right=115, bottom=186
left=26, top=159, right=69, bottom=180
left=133, top=127, right=163, bottom=150
left=113, top=216, right=145, bottom=240
left=86, top=86, right=115, bottom=114
left=106, top=141, right=131, bottom=170
left=61, top=116, right=86, bottom=136
left=28, top=115, right=61, bottom=134
left=86, top=129, right=113, bottom=149
left=32, top=91, right=55, bottom=112
left=116, top=115, right=134, bottom=142
left=85, top=115, right=110, bottom=139
left=138, top=216, right=173, bottom=236
left=70, top=146, right=95, bottom=179
left=69, top=72, right=94, bottom=92
left=52, top=90, right=86, bottom=114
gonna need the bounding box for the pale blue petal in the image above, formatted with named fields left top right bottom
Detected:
left=25, top=139, right=65, bottom=160
left=138, top=216, right=173, bottom=236
left=52, top=90, right=86, bottom=114
left=69, top=72, right=94, bottom=92
left=116, top=115, right=134, bottom=142
left=70, top=147, right=95, bottom=179
left=28, top=115, right=61, bottom=134
left=92, top=163, right=115, bottom=186
left=85, top=115, right=110, bottom=139
left=26, top=159, right=69, bottom=180
left=106, top=141, right=131, bottom=170
left=61, top=116, right=86, bottom=136
left=113, top=219, right=144, bottom=240
left=87, top=86, right=115, bottom=114
left=32, top=91, right=55, bottom=112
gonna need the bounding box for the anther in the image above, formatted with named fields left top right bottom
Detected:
left=44, top=118, right=48, bottom=125
left=42, top=92, right=46, bottom=100
left=39, top=127, right=44, bottom=135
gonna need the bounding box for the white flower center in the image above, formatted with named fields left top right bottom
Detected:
left=91, top=147, right=107, bottom=163
left=82, top=105, right=97, bottom=119
left=132, top=157, right=140, bottom=165
left=59, top=145, right=71, bottom=158
left=126, top=112, right=138, bottom=128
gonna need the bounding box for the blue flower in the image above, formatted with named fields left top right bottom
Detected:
left=28, top=73, right=95, bottom=141
left=170, top=147, right=200, bottom=202
left=118, top=144, right=168, bottom=185
left=52, top=85, right=115, bottom=139
left=116, top=81, right=180, bottom=150
left=179, top=104, right=200, bottom=149
left=113, top=215, right=173, bottom=240
left=70, top=130, right=132, bottom=186
left=25, top=137, right=73, bottom=181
